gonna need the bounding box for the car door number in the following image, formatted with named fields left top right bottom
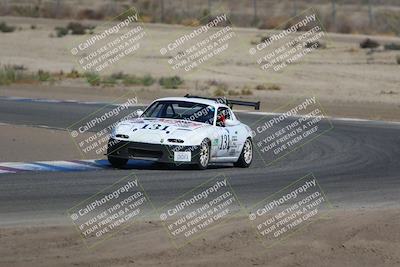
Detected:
left=219, top=134, right=230, bottom=150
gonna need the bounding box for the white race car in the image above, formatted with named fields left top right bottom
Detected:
left=107, top=95, right=260, bottom=169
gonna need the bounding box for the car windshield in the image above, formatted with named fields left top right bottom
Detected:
left=142, top=100, right=215, bottom=125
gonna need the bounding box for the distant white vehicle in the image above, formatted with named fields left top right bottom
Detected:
left=107, top=95, right=260, bottom=169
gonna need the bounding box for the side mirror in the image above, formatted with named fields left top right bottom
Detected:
left=136, top=109, right=144, bottom=117
left=224, top=119, right=238, bottom=127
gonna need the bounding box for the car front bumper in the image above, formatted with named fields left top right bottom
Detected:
left=106, top=138, right=201, bottom=164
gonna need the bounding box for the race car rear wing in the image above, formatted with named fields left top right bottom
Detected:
left=184, top=94, right=260, bottom=110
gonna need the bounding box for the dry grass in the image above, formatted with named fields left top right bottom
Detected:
left=255, top=84, right=281, bottom=91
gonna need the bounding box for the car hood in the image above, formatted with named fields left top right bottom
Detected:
left=113, top=118, right=211, bottom=144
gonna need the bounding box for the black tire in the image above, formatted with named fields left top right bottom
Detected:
left=196, top=139, right=210, bottom=170
left=108, top=156, right=128, bottom=168
left=234, top=138, right=253, bottom=168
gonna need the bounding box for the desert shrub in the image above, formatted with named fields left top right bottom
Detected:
left=101, top=76, right=117, bottom=87
left=347, top=47, right=359, bottom=53
left=11, top=5, right=40, bottom=17
left=255, top=84, right=267, bottom=90
left=116, top=8, right=138, bottom=21
left=241, top=87, right=253, bottom=95
left=207, top=79, right=220, bottom=86
left=66, top=69, right=81, bottom=78
left=204, top=14, right=231, bottom=27
left=123, top=75, right=142, bottom=85
left=396, top=55, right=400, bottom=65
left=10, top=64, right=26, bottom=71
left=267, top=84, right=281, bottom=91
left=141, top=15, right=153, bottom=23
left=181, top=19, right=201, bottom=27
left=110, top=72, right=127, bottom=80
left=67, top=22, right=86, bottom=35
left=384, top=43, right=400, bottom=51
left=255, top=84, right=281, bottom=91
left=142, top=74, right=155, bottom=86
left=213, top=88, right=226, bottom=96
left=159, top=76, right=183, bottom=89
left=228, top=90, right=240, bottom=96
left=37, top=70, right=51, bottom=81
left=260, top=36, right=271, bottom=43
left=55, top=26, right=68, bottom=37
left=85, top=72, right=100, bottom=86
left=30, top=24, right=37, bottom=30
left=0, top=22, right=16, bottom=33
left=217, top=83, right=228, bottom=91
left=360, top=38, right=380, bottom=49
left=121, top=74, right=154, bottom=86
left=54, top=23, right=94, bottom=37
left=0, top=66, right=16, bottom=85
left=0, top=65, right=48, bottom=85
left=305, top=41, right=326, bottom=49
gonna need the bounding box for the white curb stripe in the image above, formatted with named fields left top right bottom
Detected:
left=0, top=160, right=108, bottom=173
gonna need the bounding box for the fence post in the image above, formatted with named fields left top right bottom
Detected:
left=368, top=0, right=373, bottom=28
left=293, top=0, right=298, bottom=16
left=54, top=0, right=61, bottom=18
left=3, top=0, right=9, bottom=14
left=253, top=0, right=257, bottom=23
left=331, top=0, right=336, bottom=31
left=160, top=0, right=164, bottom=22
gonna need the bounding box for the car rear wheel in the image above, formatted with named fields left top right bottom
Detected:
left=196, top=139, right=210, bottom=170
left=108, top=156, right=128, bottom=168
left=234, top=138, right=253, bottom=168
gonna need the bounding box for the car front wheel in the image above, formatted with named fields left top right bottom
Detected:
left=234, top=138, right=253, bottom=168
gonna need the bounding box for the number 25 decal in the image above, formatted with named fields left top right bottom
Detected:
left=219, top=134, right=229, bottom=150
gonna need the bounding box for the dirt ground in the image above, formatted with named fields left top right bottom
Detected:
left=0, top=208, right=399, bottom=267
left=0, top=16, right=399, bottom=121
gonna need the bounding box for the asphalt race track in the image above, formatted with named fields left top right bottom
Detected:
left=0, top=97, right=399, bottom=225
